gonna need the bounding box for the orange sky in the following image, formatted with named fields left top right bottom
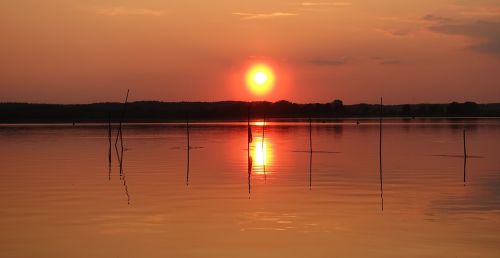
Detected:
left=1, top=0, right=499, bottom=104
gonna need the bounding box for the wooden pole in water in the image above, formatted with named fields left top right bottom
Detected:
left=309, top=115, right=313, bottom=190
left=247, top=102, right=252, bottom=198
left=309, top=116, right=313, bottom=153
left=108, top=113, right=112, bottom=163
left=248, top=102, right=252, bottom=145
left=114, top=141, right=122, bottom=176
left=463, top=129, right=467, bottom=158
left=186, top=144, right=190, bottom=187
left=118, top=148, right=130, bottom=205
left=186, top=117, right=190, bottom=150
left=262, top=115, right=266, bottom=183
left=108, top=113, right=112, bottom=180
left=379, top=97, right=384, bottom=211
left=115, top=89, right=130, bottom=149
left=186, top=116, right=190, bottom=186
left=463, top=129, right=467, bottom=184
left=309, top=148, right=313, bottom=190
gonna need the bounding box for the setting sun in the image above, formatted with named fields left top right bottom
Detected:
left=246, top=64, right=275, bottom=96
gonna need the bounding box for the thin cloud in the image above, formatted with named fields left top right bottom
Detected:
left=421, top=14, right=453, bottom=23
left=375, top=16, right=428, bottom=38
left=300, top=2, right=351, bottom=6
left=458, top=7, right=500, bottom=18
left=446, top=4, right=500, bottom=18
left=232, top=12, right=297, bottom=20
left=94, top=7, right=165, bottom=17
left=375, top=28, right=413, bottom=37
left=309, top=58, right=347, bottom=66
left=429, top=20, right=500, bottom=55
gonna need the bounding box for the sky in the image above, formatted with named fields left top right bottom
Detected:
left=1, top=0, right=500, bottom=104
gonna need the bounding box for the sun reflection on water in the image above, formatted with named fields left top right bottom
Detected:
left=251, top=136, right=273, bottom=174
left=253, top=121, right=267, bottom=126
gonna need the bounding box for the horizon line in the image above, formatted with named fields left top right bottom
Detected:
left=1, top=100, right=497, bottom=106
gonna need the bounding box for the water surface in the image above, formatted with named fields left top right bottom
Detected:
left=1, top=119, right=499, bottom=257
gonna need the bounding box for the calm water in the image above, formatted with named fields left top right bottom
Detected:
left=1, top=119, right=500, bottom=258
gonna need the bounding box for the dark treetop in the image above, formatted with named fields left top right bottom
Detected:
left=1, top=100, right=499, bottom=123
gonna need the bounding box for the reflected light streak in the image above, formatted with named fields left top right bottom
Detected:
left=253, top=121, right=268, bottom=126
left=251, top=136, right=273, bottom=174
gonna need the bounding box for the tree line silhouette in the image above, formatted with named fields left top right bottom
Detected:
left=0, top=100, right=498, bottom=123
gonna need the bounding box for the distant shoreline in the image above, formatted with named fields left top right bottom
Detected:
left=1, top=101, right=499, bottom=123
left=1, top=118, right=500, bottom=127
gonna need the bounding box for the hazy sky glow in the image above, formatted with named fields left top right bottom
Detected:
left=1, top=0, right=499, bottom=104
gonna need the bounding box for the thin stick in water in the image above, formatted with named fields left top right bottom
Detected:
left=309, top=149, right=313, bottom=190
left=115, top=89, right=130, bottom=149
left=463, top=129, right=467, bottom=158
left=463, top=129, right=467, bottom=185
left=309, top=115, right=313, bottom=190
left=186, top=145, right=190, bottom=187
left=247, top=102, right=252, bottom=144
left=186, top=117, right=190, bottom=186
left=247, top=102, right=252, bottom=198
left=309, top=116, right=313, bottom=153
left=379, top=97, right=384, bottom=211
left=186, top=117, right=190, bottom=150
left=115, top=141, right=123, bottom=177
left=119, top=147, right=130, bottom=205
left=262, top=116, right=266, bottom=183
left=108, top=113, right=112, bottom=180
left=463, top=153, right=467, bottom=185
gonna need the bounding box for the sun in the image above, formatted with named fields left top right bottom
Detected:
left=254, top=72, right=267, bottom=84
left=246, top=64, right=275, bottom=96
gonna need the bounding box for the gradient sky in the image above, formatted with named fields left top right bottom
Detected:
left=1, top=0, right=499, bottom=104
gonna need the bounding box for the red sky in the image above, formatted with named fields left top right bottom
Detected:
left=1, top=0, right=499, bottom=104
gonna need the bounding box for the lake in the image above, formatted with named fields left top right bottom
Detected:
left=1, top=119, right=499, bottom=257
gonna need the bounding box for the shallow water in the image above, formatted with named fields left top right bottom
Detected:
left=1, top=119, right=499, bottom=258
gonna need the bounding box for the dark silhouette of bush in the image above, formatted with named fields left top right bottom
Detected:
left=0, top=101, right=497, bottom=123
